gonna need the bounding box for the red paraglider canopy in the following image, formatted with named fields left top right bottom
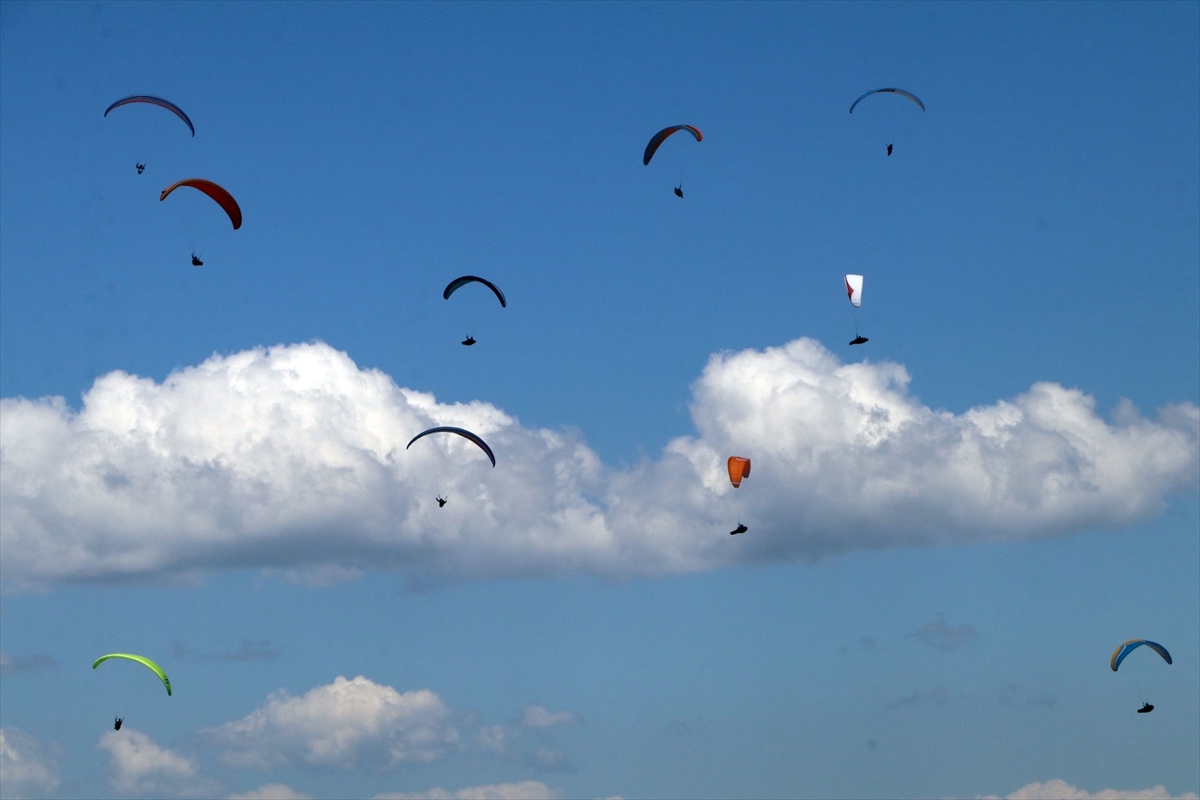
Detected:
left=159, top=179, right=242, bottom=230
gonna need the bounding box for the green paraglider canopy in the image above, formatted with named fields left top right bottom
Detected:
left=93, top=654, right=172, bottom=696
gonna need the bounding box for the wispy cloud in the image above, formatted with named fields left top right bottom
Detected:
left=0, top=649, right=56, bottom=676
left=171, top=640, right=281, bottom=664
left=977, top=779, right=1199, bottom=799
left=374, top=781, right=556, bottom=800
left=907, top=613, right=978, bottom=652
left=3, top=339, right=1195, bottom=589
left=0, top=727, right=60, bottom=796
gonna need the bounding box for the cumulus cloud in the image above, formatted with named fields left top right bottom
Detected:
left=978, top=779, right=1199, bottom=799
left=373, top=782, right=555, bottom=800
left=2, top=339, right=1195, bottom=589
left=0, top=650, right=55, bottom=677
left=207, top=675, right=457, bottom=769
left=98, top=727, right=213, bottom=797
left=907, top=613, right=978, bottom=652
left=227, top=785, right=311, bottom=800
left=0, top=727, right=60, bottom=797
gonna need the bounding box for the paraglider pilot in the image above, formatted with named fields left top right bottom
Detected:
left=114, top=717, right=123, bottom=731
left=436, top=496, right=447, bottom=508
left=886, top=144, right=893, bottom=156
left=461, top=336, right=476, bottom=346
left=1138, top=703, right=1154, bottom=713
left=674, top=185, right=684, bottom=198
left=136, top=163, right=145, bottom=174
left=191, top=254, right=203, bottom=267
left=850, top=336, right=869, bottom=346
left=730, top=524, right=748, bottom=535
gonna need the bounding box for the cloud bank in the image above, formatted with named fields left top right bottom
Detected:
left=2, top=339, right=1196, bottom=589
left=980, top=779, right=1200, bottom=799
left=0, top=727, right=60, bottom=797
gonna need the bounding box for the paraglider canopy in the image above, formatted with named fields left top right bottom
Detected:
left=845, top=274, right=864, bottom=308
left=443, top=276, right=506, bottom=308
left=104, top=95, right=195, bottom=136
left=643, top=125, right=703, bottom=166
left=407, top=426, right=496, bottom=467
left=727, top=457, right=751, bottom=488
left=848, top=88, right=926, bottom=114
left=1111, top=640, right=1172, bottom=671
left=92, top=654, right=172, bottom=696
left=160, top=179, right=242, bottom=230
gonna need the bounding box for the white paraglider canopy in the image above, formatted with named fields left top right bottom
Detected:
left=845, top=274, right=864, bottom=307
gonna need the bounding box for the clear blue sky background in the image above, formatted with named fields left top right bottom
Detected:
left=1, top=3, right=1197, bottom=799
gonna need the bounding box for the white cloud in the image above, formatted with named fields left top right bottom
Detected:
left=208, top=675, right=457, bottom=769
left=227, top=785, right=312, bottom=800
left=2, top=339, right=1195, bottom=589
left=374, top=781, right=555, bottom=800
left=978, top=779, right=1200, bottom=799
left=0, top=727, right=59, bottom=797
left=98, top=727, right=213, bottom=797
left=521, top=705, right=578, bottom=729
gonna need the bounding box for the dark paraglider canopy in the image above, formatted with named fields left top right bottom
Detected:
left=1138, top=703, right=1154, bottom=713
left=443, top=276, right=506, bottom=307
left=848, top=88, right=926, bottom=114
left=104, top=95, right=195, bottom=136
left=850, top=336, right=869, bottom=345
left=730, top=523, right=748, bottom=535
left=462, top=336, right=476, bottom=346
left=191, top=254, right=203, bottom=267
left=643, top=125, right=703, bottom=166
left=160, top=179, right=242, bottom=230
left=407, top=426, right=496, bottom=467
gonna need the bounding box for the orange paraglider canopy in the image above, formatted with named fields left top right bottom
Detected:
left=727, top=457, right=751, bottom=488
left=159, top=179, right=242, bottom=230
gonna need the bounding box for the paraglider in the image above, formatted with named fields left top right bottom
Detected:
left=407, top=426, right=496, bottom=467
left=643, top=125, right=703, bottom=166
left=730, top=524, right=748, bottom=536
left=728, top=457, right=751, bottom=488
left=136, top=162, right=146, bottom=174
left=436, top=496, right=448, bottom=507
left=443, top=276, right=506, bottom=308
left=845, top=274, right=868, bottom=345
left=160, top=179, right=242, bottom=230
left=114, top=717, right=123, bottom=730
left=191, top=253, right=203, bottom=267
left=886, top=144, right=893, bottom=156
left=1111, top=639, right=1172, bottom=671
left=462, top=336, right=476, bottom=346
left=104, top=95, right=195, bottom=136
left=674, top=185, right=684, bottom=198
left=1138, top=703, right=1154, bottom=714
left=848, top=88, right=926, bottom=114
left=92, top=654, right=172, bottom=696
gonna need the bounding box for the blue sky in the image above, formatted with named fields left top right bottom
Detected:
left=1, top=3, right=1197, bottom=799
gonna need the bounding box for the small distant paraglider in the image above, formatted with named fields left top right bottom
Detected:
left=886, top=144, right=893, bottom=157
left=104, top=95, right=195, bottom=136
left=136, top=162, right=146, bottom=174
left=443, top=276, right=506, bottom=307
left=674, top=185, right=684, bottom=198
left=191, top=253, right=203, bottom=267
left=160, top=179, right=242, bottom=230
left=436, top=496, right=448, bottom=507
left=407, top=426, right=496, bottom=467
left=730, top=523, right=748, bottom=535
left=114, top=717, right=123, bottom=730
left=848, top=88, right=926, bottom=115
left=845, top=274, right=868, bottom=345
left=727, top=457, right=751, bottom=488
left=1111, top=639, right=1171, bottom=714
left=462, top=336, right=476, bottom=346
